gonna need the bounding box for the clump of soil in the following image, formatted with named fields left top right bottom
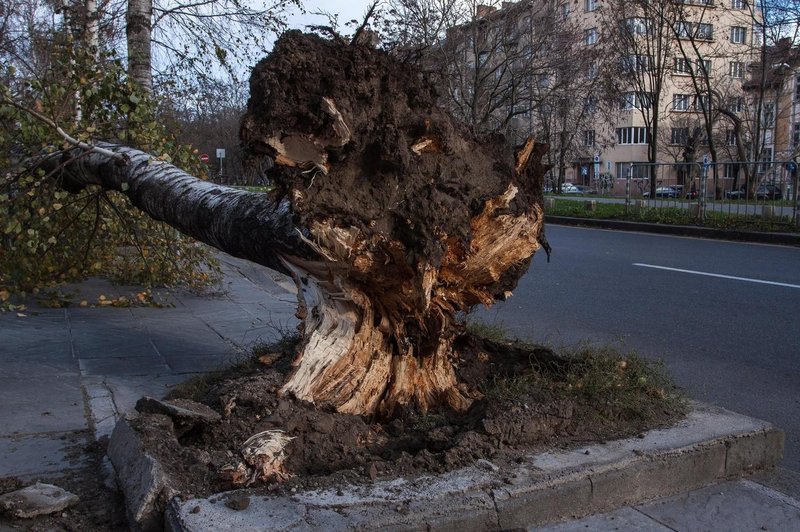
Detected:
left=241, top=31, right=546, bottom=268
left=132, top=335, right=685, bottom=498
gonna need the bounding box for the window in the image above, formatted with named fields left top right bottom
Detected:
left=675, top=21, right=691, bottom=38
left=671, top=127, right=689, bottom=145
left=752, top=28, right=763, bottom=46
left=585, top=27, right=598, bottom=45
left=587, top=62, right=598, bottom=79
left=793, top=123, right=800, bottom=147
left=619, top=91, right=653, bottom=110
left=623, top=17, right=649, bottom=35
left=622, top=54, right=652, bottom=72
left=696, top=23, right=714, bottom=40
left=731, top=26, right=747, bottom=44
left=796, top=76, right=800, bottom=100
left=584, top=96, right=597, bottom=113
left=697, top=59, right=712, bottom=76
left=583, top=130, right=595, bottom=147
left=695, top=94, right=710, bottom=111
left=726, top=129, right=737, bottom=146
left=585, top=0, right=596, bottom=11
left=729, top=61, right=745, bottom=78
left=674, top=58, right=692, bottom=74
left=561, top=3, right=570, bottom=18
left=616, top=127, right=650, bottom=144
left=724, top=163, right=740, bottom=179
left=763, top=102, right=775, bottom=127
left=728, top=97, right=744, bottom=113
left=673, top=94, right=690, bottom=111
left=731, top=0, right=746, bottom=9
left=675, top=21, right=714, bottom=40
left=760, top=147, right=773, bottom=173
left=617, top=162, right=652, bottom=179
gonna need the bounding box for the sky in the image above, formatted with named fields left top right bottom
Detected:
left=285, top=1, right=379, bottom=35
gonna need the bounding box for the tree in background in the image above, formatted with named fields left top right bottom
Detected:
left=0, top=0, right=299, bottom=301
left=601, top=0, right=676, bottom=197
left=381, top=0, right=601, bottom=192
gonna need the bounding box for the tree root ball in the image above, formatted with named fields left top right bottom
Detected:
left=241, top=31, right=547, bottom=275
left=240, top=31, right=550, bottom=416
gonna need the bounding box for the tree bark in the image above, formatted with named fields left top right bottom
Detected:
left=126, top=0, right=152, bottom=93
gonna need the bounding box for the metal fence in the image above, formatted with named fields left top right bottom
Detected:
left=594, top=161, right=800, bottom=229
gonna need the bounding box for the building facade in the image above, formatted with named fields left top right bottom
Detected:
left=457, top=1, right=771, bottom=195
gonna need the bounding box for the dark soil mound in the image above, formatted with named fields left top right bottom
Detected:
left=132, top=336, right=685, bottom=498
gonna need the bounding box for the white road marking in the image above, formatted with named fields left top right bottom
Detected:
left=632, top=263, right=800, bottom=289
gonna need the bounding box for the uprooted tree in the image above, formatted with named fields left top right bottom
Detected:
left=39, top=31, right=550, bottom=418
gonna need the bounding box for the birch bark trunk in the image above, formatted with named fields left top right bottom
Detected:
left=126, top=0, right=152, bottom=93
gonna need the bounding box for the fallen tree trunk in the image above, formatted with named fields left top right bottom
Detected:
left=51, top=31, right=550, bottom=418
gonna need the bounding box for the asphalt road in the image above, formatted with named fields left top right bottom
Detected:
left=475, top=225, right=800, bottom=471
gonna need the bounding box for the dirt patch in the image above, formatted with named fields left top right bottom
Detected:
left=0, top=436, right=126, bottom=531
left=129, top=335, right=685, bottom=499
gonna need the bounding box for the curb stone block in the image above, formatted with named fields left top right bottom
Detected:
left=107, top=417, right=174, bottom=532
left=586, top=442, right=727, bottom=509
left=494, top=476, right=594, bottom=529
left=725, top=429, right=785, bottom=475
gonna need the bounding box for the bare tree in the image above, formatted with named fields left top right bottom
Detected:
left=602, top=0, right=676, bottom=197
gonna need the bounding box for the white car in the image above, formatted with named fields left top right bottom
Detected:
left=561, top=183, right=583, bottom=194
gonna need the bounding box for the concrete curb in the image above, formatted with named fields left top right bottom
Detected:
left=546, top=215, right=800, bottom=246
left=147, top=403, right=783, bottom=531
left=107, top=418, right=176, bottom=532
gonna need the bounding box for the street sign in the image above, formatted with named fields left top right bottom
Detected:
left=787, top=161, right=797, bottom=174
left=199, top=153, right=210, bottom=164
left=216, top=148, right=226, bottom=159
left=593, top=153, right=600, bottom=163
left=702, top=155, right=709, bottom=169
left=581, top=166, right=588, bottom=176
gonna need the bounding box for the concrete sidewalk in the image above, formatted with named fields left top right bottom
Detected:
left=0, top=254, right=298, bottom=484
left=1, top=254, right=799, bottom=530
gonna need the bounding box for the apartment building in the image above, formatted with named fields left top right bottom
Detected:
left=457, top=1, right=766, bottom=194
left=742, top=39, right=800, bottom=182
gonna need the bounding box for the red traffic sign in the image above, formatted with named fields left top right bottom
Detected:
left=199, top=153, right=210, bottom=163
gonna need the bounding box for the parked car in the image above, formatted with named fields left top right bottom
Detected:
left=725, top=186, right=747, bottom=200
left=560, top=183, right=584, bottom=194
left=726, top=184, right=783, bottom=200
left=643, top=186, right=680, bottom=198
left=755, top=184, right=783, bottom=200
left=574, top=185, right=598, bottom=194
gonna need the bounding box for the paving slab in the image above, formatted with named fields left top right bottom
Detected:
left=535, top=506, right=672, bottom=531
left=0, top=377, right=86, bottom=435
left=0, top=434, right=89, bottom=479
left=150, top=402, right=783, bottom=531
left=635, top=479, right=800, bottom=532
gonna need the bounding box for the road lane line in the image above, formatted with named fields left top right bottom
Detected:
left=632, top=263, right=800, bottom=289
